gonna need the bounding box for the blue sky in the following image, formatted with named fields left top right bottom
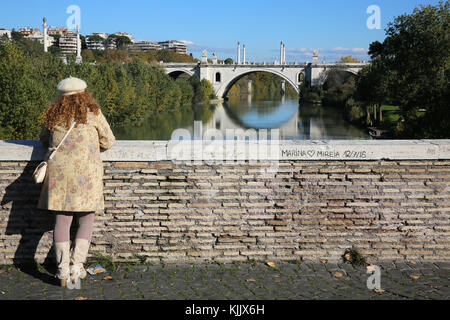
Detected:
left=0, top=0, right=441, bottom=62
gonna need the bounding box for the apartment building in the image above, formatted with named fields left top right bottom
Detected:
left=86, top=32, right=108, bottom=50
left=106, top=37, right=118, bottom=50
left=15, top=26, right=54, bottom=48
left=128, top=40, right=161, bottom=52
left=48, top=27, right=68, bottom=36
left=158, top=40, right=188, bottom=54
left=111, top=32, right=134, bottom=43
left=59, top=34, right=77, bottom=55
left=17, top=27, right=41, bottom=37
left=28, top=32, right=54, bottom=48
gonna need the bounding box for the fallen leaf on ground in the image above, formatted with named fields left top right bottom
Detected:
left=0, top=269, right=3, bottom=273
left=344, top=253, right=351, bottom=262
left=74, top=296, right=88, bottom=300
left=409, top=261, right=416, bottom=265
left=374, top=289, right=385, bottom=293
left=267, top=262, right=276, bottom=268
left=333, top=272, right=343, bottom=278
left=320, top=259, right=328, bottom=264
left=246, top=278, right=256, bottom=282
left=103, top=276, right=113, bottom=280
left=410, top=275, right=420, bottom=280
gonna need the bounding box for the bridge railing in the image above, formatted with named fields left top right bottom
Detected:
left=163, top=61, right=370, bottom=67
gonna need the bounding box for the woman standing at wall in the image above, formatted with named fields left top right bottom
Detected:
left=37, top=77, right=115, bottom=287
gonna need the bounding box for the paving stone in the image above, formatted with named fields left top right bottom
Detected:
left=0, top=261, right=449, bottom=300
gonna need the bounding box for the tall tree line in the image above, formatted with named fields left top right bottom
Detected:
left=355, top=1, right=449, bottom=138
left=0, top=40, right=214, bottom=140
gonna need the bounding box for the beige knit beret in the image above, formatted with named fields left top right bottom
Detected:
left=57, top=76, right=87, bottom=96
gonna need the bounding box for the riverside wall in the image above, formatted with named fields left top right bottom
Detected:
left=1, top=140, right=450, bottom=265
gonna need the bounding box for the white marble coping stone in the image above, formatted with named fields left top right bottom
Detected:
left=1, top=140, right=450, bottom=161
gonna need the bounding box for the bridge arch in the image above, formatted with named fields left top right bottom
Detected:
left=318, top=68, right=359, bottom=86
left=217, top=69, right=300, bottom=99
left=167, top=69, right=194, bottom=80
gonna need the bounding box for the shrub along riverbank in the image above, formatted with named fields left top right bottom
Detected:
left=300, top=71, right=401, bottom=138
left=0, top=40, right=215, bottom=140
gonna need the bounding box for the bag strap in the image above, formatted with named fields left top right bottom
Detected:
left=48, top=121, right=76, bottom=160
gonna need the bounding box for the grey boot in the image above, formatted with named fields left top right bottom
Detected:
left=70, top=238, right=90, bottom=281
left=54, top=241, right=71, bottom=286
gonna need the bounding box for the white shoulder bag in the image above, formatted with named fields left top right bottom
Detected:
left=33, top=122, right=76, bottom=184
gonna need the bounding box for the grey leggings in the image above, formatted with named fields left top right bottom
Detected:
left=54, top=212, right=95, bottom=243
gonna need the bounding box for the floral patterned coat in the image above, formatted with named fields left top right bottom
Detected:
left=37, top=111, right=115, bottom=213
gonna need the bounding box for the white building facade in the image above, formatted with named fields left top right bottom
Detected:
left=59, top=34, right=77, bottom=55
left=158, top=40, right=188, bottom=54
left=86, top=33, right=108, bottom=51
left=0, top=28, right=11, bottom=40
left=129, top=41, right=161, bottom=52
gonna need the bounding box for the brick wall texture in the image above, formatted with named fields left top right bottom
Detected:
left=1, top=160, right=449, bottom=265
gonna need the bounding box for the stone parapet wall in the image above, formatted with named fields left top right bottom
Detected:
left=1, top=140, right=450, bottom=265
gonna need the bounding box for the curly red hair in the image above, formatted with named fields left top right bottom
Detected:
left=42, top=91, right=101, bottom=130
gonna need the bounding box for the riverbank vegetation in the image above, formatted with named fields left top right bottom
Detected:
left=300, top=1, right=449, bottom=139
left=0, top=39, right=214, bottom=140
left=82, top=47, right=197, bottom=64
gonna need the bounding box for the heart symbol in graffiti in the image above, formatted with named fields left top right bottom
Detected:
left=307, top=150, right=315, bottom=157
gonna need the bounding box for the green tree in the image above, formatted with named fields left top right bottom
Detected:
left=48, top=46, right=61, bottom=55
left=10, top=31, right=24, bottom=42
left=224, top=58, right=234, bottom=65
left=191, top=78, right=214, bottom=103
left=87, top=35, right=105, bottom=43
left=368, top=1, right=450, bottom=137
left=81, top=49, right=95, bottom=62
left=0, top=43, right=48, bottom=139
left=344, top=97, right=365, bottom=124
left=0, top=34, right=9, bottom=44
left=321, top=70, right=357, bottom=108
left=108, top=35, right=132, bottom=49
left=175, top=78, right=195, bottom=106
left=339, top=55, right=361, bottom=63
left=12, top=36, right=45, bottom=57
left=355, top=62, right=388, bottom=124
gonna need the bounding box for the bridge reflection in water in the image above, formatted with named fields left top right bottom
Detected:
left=184, top=97, right=370, bottom=140
left=113, top=97, right=370, bottom=140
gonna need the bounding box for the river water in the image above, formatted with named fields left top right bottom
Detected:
left=112, top=96, right=371, bottom=140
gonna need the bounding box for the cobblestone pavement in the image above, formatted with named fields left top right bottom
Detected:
left=0, top=261, right=449, bottom=300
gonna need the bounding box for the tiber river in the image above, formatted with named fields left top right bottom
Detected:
left=112, top=96, right=371, bottom=141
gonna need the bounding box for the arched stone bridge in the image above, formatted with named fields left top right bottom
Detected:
left=162, top=61, right=368, bottom=99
